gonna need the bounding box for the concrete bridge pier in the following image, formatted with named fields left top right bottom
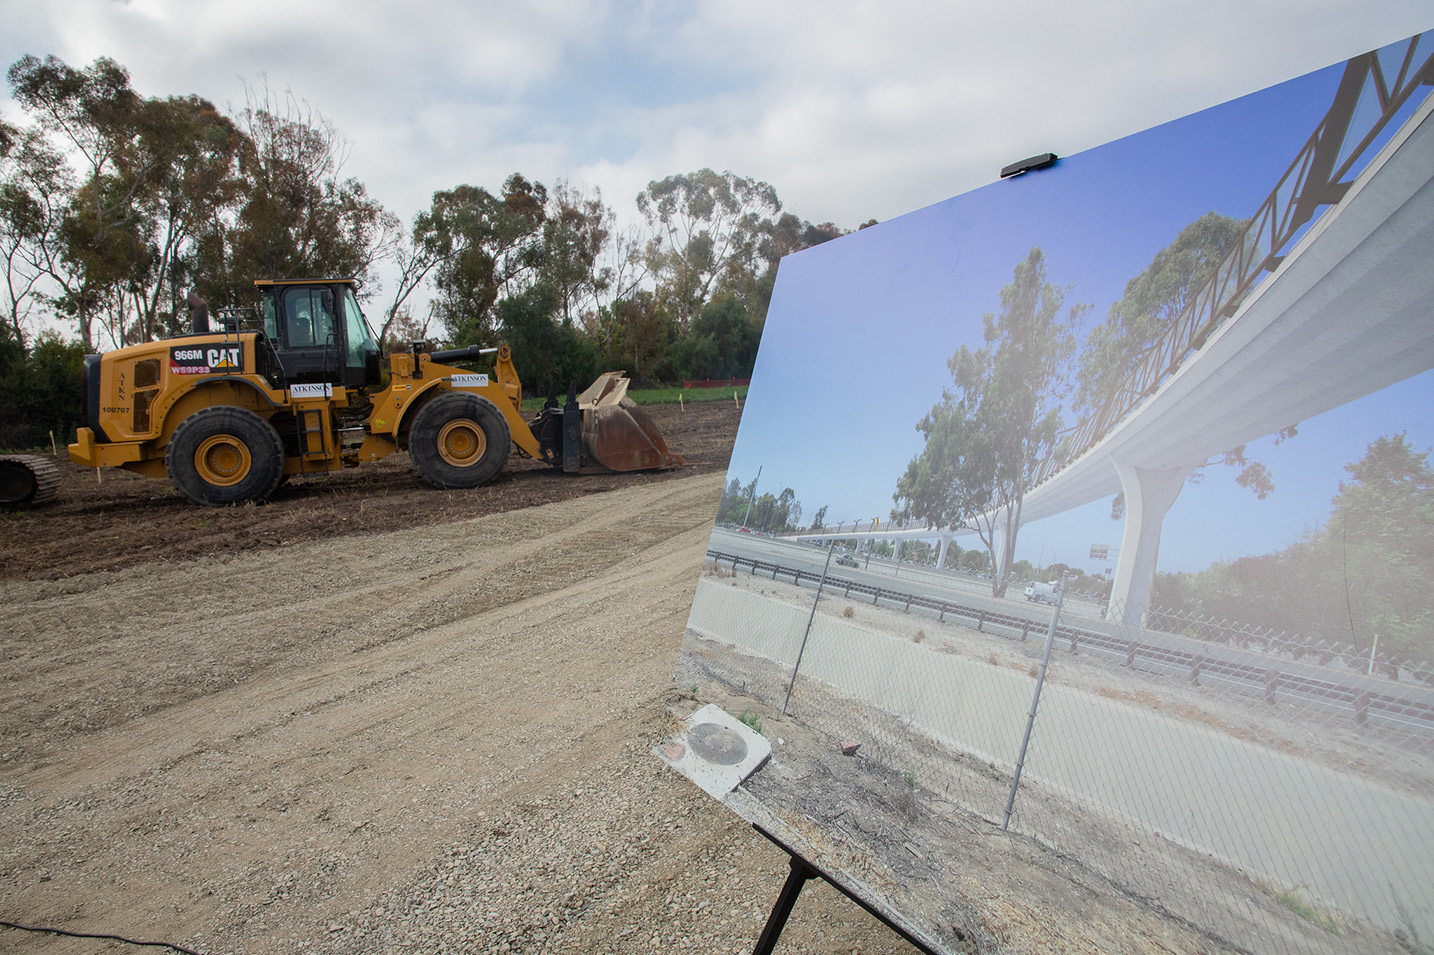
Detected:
left=1108, top=461, right=1196, bottom=627
left=936, top=529, right=955, bottom=569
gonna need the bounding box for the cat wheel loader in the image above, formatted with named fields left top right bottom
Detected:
left=66, top=277, right=683, bottom=506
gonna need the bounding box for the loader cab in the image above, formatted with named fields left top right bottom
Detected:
left=257, top=278, right=381, bottom=389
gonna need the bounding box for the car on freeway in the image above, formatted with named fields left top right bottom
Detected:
left=836, top=553, right=860, bottom=568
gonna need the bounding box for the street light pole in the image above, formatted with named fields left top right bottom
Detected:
left=1004, top=571, right=1069, bottom=830
left=741, top=465, right=762, bottom=529
left=783, top=542, right=836, bottom=716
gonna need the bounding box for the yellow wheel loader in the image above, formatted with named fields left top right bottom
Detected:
left=66, top=278, right=683, bottom=506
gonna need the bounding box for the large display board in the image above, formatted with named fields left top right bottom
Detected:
left=671, top=31, right=1434, bottom=955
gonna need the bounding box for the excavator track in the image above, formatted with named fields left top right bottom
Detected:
left=0, top=454, right=61, bottom=509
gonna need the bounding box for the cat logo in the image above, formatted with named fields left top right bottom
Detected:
left=170, top=344, right=244, bottom=375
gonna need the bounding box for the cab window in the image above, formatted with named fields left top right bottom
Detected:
left=282, top=287, right=336, bottom=348
left=262, top=295, right=278, bottom=340
left=340, top=287, right=376, bottom=368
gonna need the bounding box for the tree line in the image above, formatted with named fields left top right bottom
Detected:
left=714, top=475, right=804, bottom=534
left=1151, top=435, right=1434, bottom=668
left=0, top=54, right=858, bottom=448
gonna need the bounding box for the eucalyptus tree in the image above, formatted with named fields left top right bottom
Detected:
left=1076, top=212, right=1292, bottom=511
left=423, top=175, right=549, bottom=346
left=7, top=54, right=149, bottom=349
left=540, top=180, right=613, bottom=329
left=636, top=168, right=780, bottom=329
left=116, top=95, right=245, bottom=342
left=592, top=290, right=673, bottom=386
left=894, top=249, right=1084, bottom=596
left=1075, top=212, right=1247, bottom=417
left=209, top=83, right=397, bottom=308
left=749, top=212, right=845, bottom=316
left=0, top=118, right=71, bottom=343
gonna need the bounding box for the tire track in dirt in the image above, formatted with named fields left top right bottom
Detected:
left=0, top=477, right=722, bottom=944
left=0, top=477, right=709, bottom=770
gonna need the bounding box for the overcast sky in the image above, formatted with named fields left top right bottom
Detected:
left=2, top=1, right=1430, bottom=235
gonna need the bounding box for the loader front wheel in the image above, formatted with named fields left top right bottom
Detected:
left=167, top=407, right=285, bottom=506
left=409, top=392, right=511, bottom=489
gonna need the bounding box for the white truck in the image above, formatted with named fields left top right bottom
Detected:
left=1024, top=581, right=1062, bottom=605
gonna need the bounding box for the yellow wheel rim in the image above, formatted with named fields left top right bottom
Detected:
left=194, top=434, right=252, bottom=487
left=437, top=419, right=486, bottom=467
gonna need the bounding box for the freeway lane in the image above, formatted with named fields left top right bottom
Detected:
left=705, top=528, right=1434, bottom=735
left=709, top=527, right=1094, bottom=622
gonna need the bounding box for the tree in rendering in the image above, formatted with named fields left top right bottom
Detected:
left=1077, top=211, right=1293, bottom=508
left=1326, top=434, right=1434, bottom=664
left=894, top=248, right=1083, bottom=596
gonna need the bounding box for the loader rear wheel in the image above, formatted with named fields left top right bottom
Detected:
left=167, top=407, right=285, bottom=506
left=409, top=392, right=510, bottom=489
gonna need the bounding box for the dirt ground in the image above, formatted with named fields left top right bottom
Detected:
left=0, top=402, right=739, bottom=582
left=0, top=402, right=926, bottom=954
left=5, top=398, right=1414, bottom=953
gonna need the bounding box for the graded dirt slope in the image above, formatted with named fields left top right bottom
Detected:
left=0, top=472, right=923, bottom=954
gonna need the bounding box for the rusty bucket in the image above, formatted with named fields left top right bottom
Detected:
left=578, top=373, right=686, bottom=471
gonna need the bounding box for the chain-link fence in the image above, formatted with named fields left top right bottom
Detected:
left=677, top=528, right=1434, bottom=954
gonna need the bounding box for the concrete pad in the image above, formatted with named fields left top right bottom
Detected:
left=655, top=703, right=772, bottom=800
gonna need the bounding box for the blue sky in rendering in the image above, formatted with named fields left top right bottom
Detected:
left=725, top=44, right=1434, bottom=575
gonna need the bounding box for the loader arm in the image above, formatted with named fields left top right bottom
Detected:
left=363, top=345, right=546, bottom=462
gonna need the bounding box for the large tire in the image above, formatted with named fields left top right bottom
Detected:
left=167, top=407, right=286, bottom=506
left=409, top=392, right=511, bottom=489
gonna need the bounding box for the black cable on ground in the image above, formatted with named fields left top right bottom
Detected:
left=0, top=918, right=204, bottom=954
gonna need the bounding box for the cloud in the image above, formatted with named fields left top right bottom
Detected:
left=2, top=0, right=1429, bottom=239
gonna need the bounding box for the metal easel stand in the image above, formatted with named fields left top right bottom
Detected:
left=749, top=826, right=939, bottom=955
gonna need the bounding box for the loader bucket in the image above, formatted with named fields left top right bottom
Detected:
left=578, top=372, right=686, bottom=471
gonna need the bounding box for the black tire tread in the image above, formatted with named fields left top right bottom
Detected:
left=409, top=392, right=511, bottom=489
left=166, top=407, right=286, bottom=506
left=0, top=454, right=61, bottom=509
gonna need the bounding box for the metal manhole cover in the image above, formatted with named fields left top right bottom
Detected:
left=688, top=722, right=748, bottom=765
